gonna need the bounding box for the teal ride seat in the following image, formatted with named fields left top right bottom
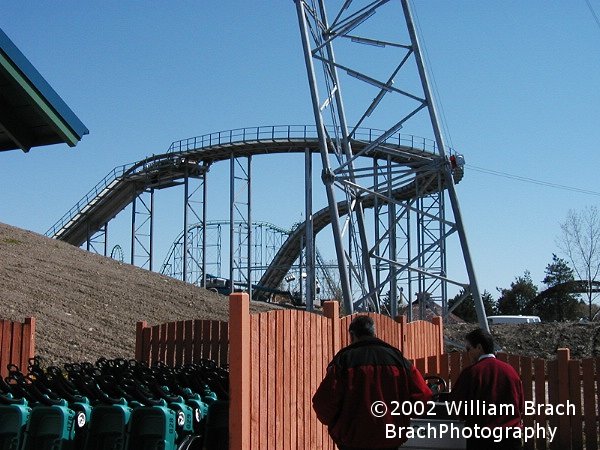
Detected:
left=21, top=400, right=77, bottom=450
left=125, top=400, right=177, bottom=450
left=83, top=399, right=131, bottom=450
left=0, top=397, right=31, bottom=450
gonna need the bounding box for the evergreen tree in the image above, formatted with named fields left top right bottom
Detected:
left=529, top=254, right=581, bottom=321
left=448, top=289, right=496, bottom=323
left=497, top=271, right=538, bottom=315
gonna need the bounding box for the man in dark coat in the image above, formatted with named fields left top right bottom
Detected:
left=313, top=315, right=432, bottom=450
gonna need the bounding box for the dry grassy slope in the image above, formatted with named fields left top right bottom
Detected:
left=0, top=222, right=277, bottom=367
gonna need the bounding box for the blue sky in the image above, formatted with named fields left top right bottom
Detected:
left=2, top=1, right=600, bottom=299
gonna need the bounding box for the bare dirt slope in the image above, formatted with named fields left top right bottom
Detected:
left=0, top=222, right=277, bottom=367
left=444, top=321, right=600, bottom=360
left=1, top=222, right=598, bottom=367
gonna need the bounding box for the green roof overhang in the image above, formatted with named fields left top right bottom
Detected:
left=0, top=28, right=88, bottom=152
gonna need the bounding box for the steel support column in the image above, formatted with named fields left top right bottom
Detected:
left=183, top=161, right=207, bottom=286
left=130, top=186, right=154, bottom=270
left=305, top=147, right=315, bottom=311
left=86, top=222, right=108, bottom=256
left=401, top=0, right=488, bottom=331
left=229, top=154, right=252, bottom=298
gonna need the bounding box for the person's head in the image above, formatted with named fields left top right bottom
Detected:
left=348, top=315, right=376, bottom=343
left=465, top=328, right=495, bottom=364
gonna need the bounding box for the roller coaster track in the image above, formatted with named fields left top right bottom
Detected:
left=535, top=280, right=600, bottom=300
left=254, top=170, right=458, bottom=300
left=46, top=125, right=461, bottom=297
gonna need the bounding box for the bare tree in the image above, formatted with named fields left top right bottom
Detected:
left=558, top=206, right=600, bottom=320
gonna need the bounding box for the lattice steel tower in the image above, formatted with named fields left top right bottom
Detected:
left=295, top=0, right=489, bottom=330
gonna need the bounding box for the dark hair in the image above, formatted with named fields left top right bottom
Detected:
left=348, top=315, right=376, bottom=338
left=465, top=328, right=494, bottom=354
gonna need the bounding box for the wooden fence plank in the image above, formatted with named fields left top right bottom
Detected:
left=534, top=358, right=547, bottom=450
left=582, top=358, right=597, bottom=450
left=1, top=321, right=10, bottom=379
left=192, top=320, right=202, bottom=363
left=439, top=353, right=449, bottom=387
left=166, top=321, right=176, bottom=366
left=209, top=321, right=219, bottom=366
left=568, top=360, right=582, bottom=450
left=9, top=322, right=21, bottom=373
left=267, top=312, right=276, bottom=450
left=520, top=356, right=535, bottom=450
left=507, top=354, right=520, bottom=374
left=220, top=322, right=229, bottom=368
left=174, top=321, right=184, bottom=367
left=250, top=315, right=259, bottom=450
left=201, top=320, right=211, bottom=360
left=275, top=312, right=284, bottom=449
left=297, top=311, right=305, bottom=450
left=0, top=321, right=5, bottom=380
left=141, top=327, right=151, bottom=365
left=150, top=325, right=159, bottom=365
left=289, top=311, right=298, bottom=450
left=308, top=313, right=316, bottom=449
left=159, top=323, right=168, bottom=364
left=318, top=315, right=326, bottom=449
left=257, top=314, right=267, bottom=450
left=547, top=360, right=559, bottom=450
left=556, top=349, right=570, bottom=448
left=20, top=318, right=33, bottom=371
left=183, top=320, right=193, bottom=365
left=281, top=310, right=295, bottom=450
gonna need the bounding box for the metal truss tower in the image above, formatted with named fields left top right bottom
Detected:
left=295, top=0, right=489, bottom=330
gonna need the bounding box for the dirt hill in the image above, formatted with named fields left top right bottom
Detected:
left=444, top=321, right=600, bottom=360
left=1, top=222, right=598, bottom=367
left=0, top=222, right=277, bottom=367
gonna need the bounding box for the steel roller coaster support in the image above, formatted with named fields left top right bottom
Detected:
left=295, top=0, right=489, bottom=330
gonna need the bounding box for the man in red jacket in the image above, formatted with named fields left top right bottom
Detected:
left=313, top=315, right=432, bottom=450
left=451, top=328, right=524, bottom=449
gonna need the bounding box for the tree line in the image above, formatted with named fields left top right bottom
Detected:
left=450, top=206, right=600, bottom=323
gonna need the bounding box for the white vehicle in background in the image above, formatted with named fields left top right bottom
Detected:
left=487, top=315, right=541, bottom=325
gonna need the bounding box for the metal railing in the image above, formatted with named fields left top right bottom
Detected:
left=166, top=124, right=441, bottom=155
left=45, top=164, right=129, bottom=237
left=46, top=125, right=444, bottom=238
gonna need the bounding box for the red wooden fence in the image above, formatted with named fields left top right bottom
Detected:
left=0, top=317, right=35, bottom=379
left=136, top=298, right=600, bottom=449
left=135, top=296, right=445, bottom=449
left=135, top=318, right=228, bottom=367
left=228, top=295, right=444, bottom=450
left=415, top=348, right=600, bottom=450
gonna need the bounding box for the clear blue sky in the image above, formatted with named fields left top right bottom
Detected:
left=2, top=1, right=600, bottom=299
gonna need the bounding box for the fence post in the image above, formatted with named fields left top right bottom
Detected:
left=229, top=292, right=250, bottom=450
left=431, top=316, right=443, bottom=355
left=323, top=301, right=340, bottom=353
left=135, top=321, right=147, bottom=361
